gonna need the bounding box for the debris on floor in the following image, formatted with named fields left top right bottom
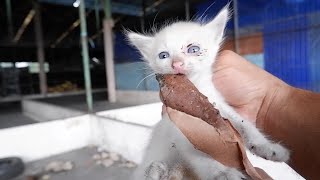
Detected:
left=21, top=146, right=137, bottom=180
left=91, top=146, right=137, bottom=169
left=40, top=174, right=51, bottom=180
left=44, top=161, right=74, bottom=173
left=119, top=161, right=137, bottom=168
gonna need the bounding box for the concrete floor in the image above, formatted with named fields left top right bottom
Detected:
left=0, top=92, right=135, bottom=129
left=38, top=92, right=133, bottom=113
left=0, top=92, right=143, bottom=180
left=0, top=102, right=36, bottom=129
left=16, top=147, right=136, bottom=180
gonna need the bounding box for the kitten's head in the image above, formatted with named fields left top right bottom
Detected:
left=127, top=7, right=229, bottom=76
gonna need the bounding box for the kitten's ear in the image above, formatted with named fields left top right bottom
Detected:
left=204, top=6, right=230, bottom=41
left=126, top=32, right=153, bottom=58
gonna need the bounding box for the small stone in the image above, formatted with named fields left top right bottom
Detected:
left=101, top=152, right=109, bottom=159
left=95, top=160, right=102, bottom=165
left=25, top=175, right=37, bottom=180
left=62, top=161, right=74, bottom=171
left=45, top=161, right=63, bottom=172
left=102, top=159, right=114, bottom=167
left=45, top=161, right=74, bottom=172
left=41, top=174, right=50, bottom=180
left=125, top=162, right=137, bottom=168
left=92, top=154, right=101, bottom=160
left=119, top=161, right=137, bottom=168
left=109, top=152, right=120, bottom=161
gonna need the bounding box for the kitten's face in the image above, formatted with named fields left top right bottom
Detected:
left=149, top=23, right=217, bottom=75
left=128, top=7, right=229, bottom=76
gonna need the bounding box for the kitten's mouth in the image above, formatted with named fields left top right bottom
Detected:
left=173, top=69, right=186, bottom=75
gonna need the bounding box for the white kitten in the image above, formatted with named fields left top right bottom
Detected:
left=127, top=6, right=290, bottom=180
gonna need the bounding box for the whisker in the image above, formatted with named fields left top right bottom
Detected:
left=124, top=61, right=152, bottom=72
left=136, top=68, right=152, bottom=71
left=152, top=11, right=160, bottom=32
left=136, top=65, right=153, bottom=73
left=197, top=1, right=216, bottom=23
left=138, top=70, right=154, bottom=76
left=136, top=73, right=156, bottom=89
left=136, top=66, right=152, bottom=70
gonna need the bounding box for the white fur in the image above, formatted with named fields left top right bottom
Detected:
left=127, top=6, right=290, bottom=180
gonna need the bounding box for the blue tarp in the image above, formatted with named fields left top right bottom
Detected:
left=117, top=0, right=320, bottom=91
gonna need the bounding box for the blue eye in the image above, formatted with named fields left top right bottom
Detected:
left=187, top=45, right=200, bottom=54
left=159, top=51, right=170, bottom=59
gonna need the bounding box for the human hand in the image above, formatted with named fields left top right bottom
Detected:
left=163, top=107, right=272, bottom=179
left=160, top=51, right=289, bottom=178
left=162, top=50, right=290, bottom=160
left=164, top=51, right=320, bottom=179
left=212, top=50, right=289, bottom=127
left=163, top=50, right=290, bottom=131
left=213, top=53, right=320, bottom=179
left=164, top=106, right=244, bottom=168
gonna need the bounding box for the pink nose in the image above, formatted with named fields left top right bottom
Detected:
left=172, top=61, right=185, bottom=73
left=172, top=61, right=184, bottom=69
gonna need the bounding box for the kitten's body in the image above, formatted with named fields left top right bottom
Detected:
left=128, top=6, right=289, bottom=180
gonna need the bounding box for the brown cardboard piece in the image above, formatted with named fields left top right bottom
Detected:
left=156, top=74, right=273, bottom=180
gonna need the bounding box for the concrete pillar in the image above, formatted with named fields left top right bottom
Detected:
left=103, top=19, right=116, bottom=102
left=33, top=2, right=47, bottom=95
left=5, top=0, right=14, bottom=40
left=103, top=0, right=116, bottom=103
left=94, top=0, right=101, bottom=44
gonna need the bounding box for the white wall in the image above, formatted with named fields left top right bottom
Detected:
left=116, top=90, right=160, bottom=105
left=90, top=115, right=152, bottom=164
left=22, top=100, right=84, bottom=122
left=0, top=115, right=92, bottom=162
left=0, top=101, right=160, bottom=164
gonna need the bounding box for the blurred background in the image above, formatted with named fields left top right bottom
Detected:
left=1, top=0, right=320, bottom=101
left=0, top=0, right=317, bottom=179
left=0, top=0, right=319, bottom=96
left=0, top=0, right=320, bottom=128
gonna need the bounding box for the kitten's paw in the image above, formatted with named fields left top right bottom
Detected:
left=168, top=164, right=184, bottom=180
left=249, top=142, right=290, bottom=162
left=215, top=168, right=247, bottom=180
left=145, top=161, right=169, bottom=180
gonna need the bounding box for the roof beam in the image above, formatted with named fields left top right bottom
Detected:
left=39, top=0, right=168, bottom=17
left=50, top=10, right=92, bottom=48
left=40, top=0, right=142, bottom=16
left=88, top=15, right=122, bottom=41
left=13, top=9, right=36, bottom=43
left=49, top=0, right=168, bottom=48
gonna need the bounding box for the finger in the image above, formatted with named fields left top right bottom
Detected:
left=166, top=107, right=243, bottom=168
left=161, top=104, right=167, bottom=116
left=165, top=107, right=186, bottom=125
